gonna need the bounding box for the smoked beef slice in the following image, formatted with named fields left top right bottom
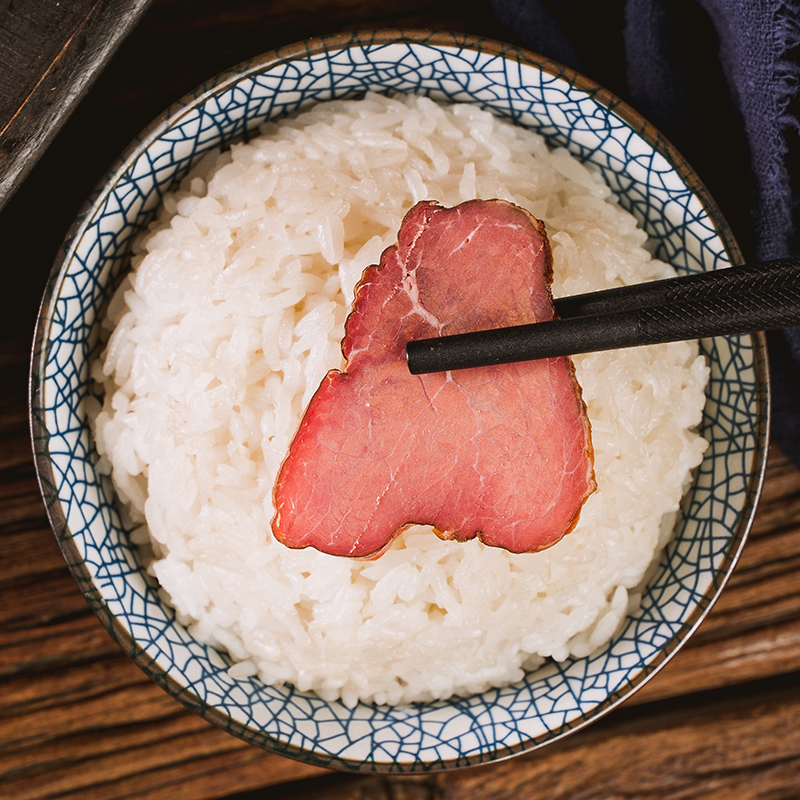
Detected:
left=272, top=199, right=595, bottom=558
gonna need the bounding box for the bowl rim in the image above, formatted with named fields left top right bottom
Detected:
left=29, top=28, right=771, bottom=772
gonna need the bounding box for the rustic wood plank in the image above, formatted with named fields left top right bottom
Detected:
left=749, top=446, right=800, bottom=528
left=634, top=617, right=800, bottom=704
left=208, top=677, right=800, bottom=799
left=0, top=639, right=330, bottom=800
left=0, top=475, right=52, bottom=532
left=0, top=656, right=143, bottom=715
left=0, top=572, right=94, bottom=635
left=435, top=677, right=800, bottom=800
left=0, top=528, right=68, bottom=584
left=0, top=0, right=101, bottom=123
left=259, top=774, right=438, bottom=800
left=2, top=716, right=327, bottom=800
left=0, top=612, right=118, bottom=681
left=0, top=0, right=154, bottom=212
left=2, top=576, right=119, bottom=678
left=0, top=679, right=181, bottom=753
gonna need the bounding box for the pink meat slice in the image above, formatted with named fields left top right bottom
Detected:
left=272, top=199, right=595, bottom=558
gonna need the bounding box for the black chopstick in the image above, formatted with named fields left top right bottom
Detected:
left=406, top=257, right=800, bottom=374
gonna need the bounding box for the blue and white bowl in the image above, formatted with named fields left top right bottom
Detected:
left=31, top=31, right=768, bottom=770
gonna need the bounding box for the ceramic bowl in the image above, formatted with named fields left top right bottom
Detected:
left=31, top=30, right=768, bottom=771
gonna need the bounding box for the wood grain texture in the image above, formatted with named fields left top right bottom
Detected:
left=436, top=680, right=800, bottom=800
left=265, top=680, right=800, bottom=800
left=0, top=0, right=153, bottom=212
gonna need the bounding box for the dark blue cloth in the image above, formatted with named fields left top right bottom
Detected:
left=490, top=0, right=800, bottom=463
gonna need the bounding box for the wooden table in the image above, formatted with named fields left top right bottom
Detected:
left=2, top=2, right=799, bottom=798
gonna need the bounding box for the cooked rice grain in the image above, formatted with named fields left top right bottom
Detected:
left=92, top=93, right=709, bottom=707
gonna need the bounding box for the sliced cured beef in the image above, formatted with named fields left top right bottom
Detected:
left=272, top=199, right=595, bottom=558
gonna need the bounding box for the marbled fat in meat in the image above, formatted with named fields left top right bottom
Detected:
left=272, top=199, right=595, bottom=558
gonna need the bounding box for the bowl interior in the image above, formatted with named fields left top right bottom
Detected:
left=31, top=32, right=768, bottom=771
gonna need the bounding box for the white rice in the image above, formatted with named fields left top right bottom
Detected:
left=89, top=92, right=709, bottom=708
